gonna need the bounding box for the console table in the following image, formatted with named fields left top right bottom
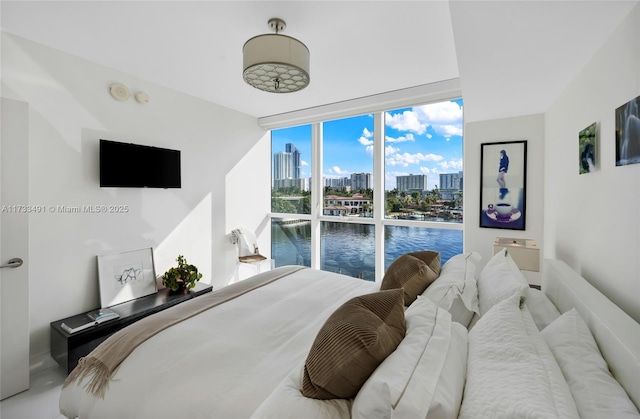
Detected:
left=50, top=282, right=213, bottom=374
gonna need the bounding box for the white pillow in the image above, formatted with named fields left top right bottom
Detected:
left=426, top=321, right=467, bottom=418
left=422, top=252, right=480, bottom=327
left=351, top=296, right=467, bottom=419
left=541, top=309, right=640, bottom=418
left=477, top=248, right=529, bottom=316
left=250, top=361, right=351, bottom=419
left=525, top=287, right=561, bottom=330
left=459, top=294, right=579, bottom=419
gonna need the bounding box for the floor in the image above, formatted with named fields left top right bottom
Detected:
left=0, top=367, right=66, bottom=419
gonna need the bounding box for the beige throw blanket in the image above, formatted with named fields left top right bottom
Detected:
left=63, top=266, right=305, bottom=398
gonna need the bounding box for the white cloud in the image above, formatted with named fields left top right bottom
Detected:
left=329, top=166, right=350, bottom=176
left=385, top=110, right=425, bottom=134
left=385, top=145, right=399, bottom=156
left=362, top=127, right=373, bottom=138
left=365, top=145, right=399, bottom=156
left=438, top=159, right=463, bottom=171
left=386, top=152, right=444, bottom=167
left=301, top=160, right=309, bottom=167
left=358, top=136, right=374, bottom=146
left=385, top=133, right=415, bottom=143
left=385, top=101, right=463, bottom=138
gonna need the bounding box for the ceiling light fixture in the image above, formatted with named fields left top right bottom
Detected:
left=243, top=18, right=310, bottom=93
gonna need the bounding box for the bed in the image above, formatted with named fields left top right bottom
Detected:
left=59, top=251, right=640, bottom=419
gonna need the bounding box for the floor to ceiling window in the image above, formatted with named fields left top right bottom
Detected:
left=271, top=125, right=312, bottom=267
left=382, top=100, right=464, bottom=270
left=271, top=98, right=463, bottom=282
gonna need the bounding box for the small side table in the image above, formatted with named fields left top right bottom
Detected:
left=493, top=237, right=541, bottom=286
left=233, top=259, right=274, bottom=283
left=50, top=282, right=212, bottom=374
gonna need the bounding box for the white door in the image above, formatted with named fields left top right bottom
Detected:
left=0, top=98, right=30, bottom=400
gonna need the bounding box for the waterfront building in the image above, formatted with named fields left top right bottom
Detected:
left=325, top=177, right=350, bottom=189
left=439, top=172, right=463, bottom=201
left=440, top=172, right=462, bottom=190
left=351, top=172, right=372, bottom=191
left=274, top=178, right=305, bottom=190
left=397, top=174, right=427, bottom=192
left=273, top=144, right=306, bottom=191
left=273, top=151, right=292, bottom=181
left=285, top=143, right=301, bottom=179
left=324, top=194, right=371, bottom=216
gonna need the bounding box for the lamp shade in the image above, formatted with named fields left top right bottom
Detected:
left=243, top=33, right=310, bottom=93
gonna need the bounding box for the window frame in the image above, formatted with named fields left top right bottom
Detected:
left=269, top=86, right=464, bottom=283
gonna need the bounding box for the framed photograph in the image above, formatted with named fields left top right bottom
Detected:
left=480, top=140, right=527, bottom=230
left=579, top=122, right=597, bottom=174
left=97, top=247, right=157, bottom=308
left=615, top=95, right=640, bottom=167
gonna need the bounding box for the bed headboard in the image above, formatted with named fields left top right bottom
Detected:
left=542, top=259, right=640, bottom=409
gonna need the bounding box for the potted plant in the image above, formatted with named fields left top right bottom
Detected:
left=162, top=255, right=203, bottom=293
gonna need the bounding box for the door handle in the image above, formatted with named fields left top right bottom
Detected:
left=0, top=258, right=23, bottom=269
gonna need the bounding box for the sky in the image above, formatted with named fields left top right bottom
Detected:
left=272, top=99, right=463, bottom=191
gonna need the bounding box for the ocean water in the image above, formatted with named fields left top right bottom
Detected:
left=272, top=221, right=463, bottom=281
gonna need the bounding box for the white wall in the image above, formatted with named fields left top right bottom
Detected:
left=225, top=133, right=272, bottom=283
left=464, top=114, right=545, bottom=273
left=1, top=34, right=268, bottom=360
left=544, top=3, right=640, bottom=322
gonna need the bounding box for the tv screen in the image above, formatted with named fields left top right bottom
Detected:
left=100, top=139, right=181, bottom=188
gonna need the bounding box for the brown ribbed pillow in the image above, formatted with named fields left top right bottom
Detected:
left=408, top=250, right=441, bottom=277
left=381, top=251, right=440, bottom=306
left=301, top=289, right=406, bottom=400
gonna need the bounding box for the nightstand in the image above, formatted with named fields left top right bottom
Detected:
left=50, top=282, right=212, bottom=374
left=493, top=237, right=541, bottom=286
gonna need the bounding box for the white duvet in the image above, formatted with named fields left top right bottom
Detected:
left=59, top=267, right=377, bottom=419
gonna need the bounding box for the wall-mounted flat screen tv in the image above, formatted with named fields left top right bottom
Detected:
left=100, top=139, right=181, bottom=188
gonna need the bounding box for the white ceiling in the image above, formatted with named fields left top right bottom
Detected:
left=1, top=1, right=638, bottom=123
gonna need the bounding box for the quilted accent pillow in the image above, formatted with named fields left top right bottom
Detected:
left=301, top=289, right=406, bottom=400
left=459, top=294, right=579, bottom=419
left=381, top=251, right=440, bottom=306
left=541, top=309, right=640, bottom=418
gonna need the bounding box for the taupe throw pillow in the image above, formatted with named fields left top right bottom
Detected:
left=408, top=250, right=441, bottom=277
left=381, top=251, right=441, bottom=305
left=301, top=289, right=406, bottom=400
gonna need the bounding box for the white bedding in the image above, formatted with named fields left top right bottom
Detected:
left=59, top=257, right=640, bottom=419
left=59, top=267, right=377, bottom=419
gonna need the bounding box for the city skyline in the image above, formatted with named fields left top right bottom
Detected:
left=271, top=99, right=463, bottom=191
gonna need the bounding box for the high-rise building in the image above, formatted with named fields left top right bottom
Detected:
left=439, top=171, right=463, bottom=201
left=396, top=174, right=427, bottom=192
left=273, top=151, right=292, bottom=181
left=285, top=143, right=301, bottom=179
left=274, top=178, right=305, bottom=190
left=273, top=144, right=306, bottom=191
left=325, top=177, right=350, bottom=189
left=439, top=173, right=461, bottom=190
left=351, top=172, right=372, bottom=190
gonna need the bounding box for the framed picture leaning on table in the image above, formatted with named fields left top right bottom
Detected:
left=480, top=140, right=527, bottom=230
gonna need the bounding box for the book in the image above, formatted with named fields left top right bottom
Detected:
left=61, top=318, right=96, bottom=334
left=61, top=309, right=120, bottom=334
left=87, top=308, right=119, bottom=323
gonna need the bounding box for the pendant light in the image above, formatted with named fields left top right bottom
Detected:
left=242, top=18, right=310, bottom=93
